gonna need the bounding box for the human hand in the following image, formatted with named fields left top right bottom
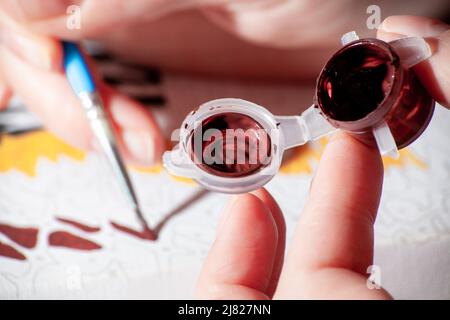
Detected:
left=0, top=2, right=448, bottom=170
left=0, top=0, right=339, bottom=166
left=0, top=5, right=169, bottom=166
left=2, top=4, right=447, bottom=158
left=1, top=0, right=326, bottom=164
left=196, top=15, right=450, bottom=299
left=196, top=131, right=392, bottom=299
left=377, top=15, right=450, bottom=109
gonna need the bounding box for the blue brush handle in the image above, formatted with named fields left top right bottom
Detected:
left=62, top=41, right=95, bottom=95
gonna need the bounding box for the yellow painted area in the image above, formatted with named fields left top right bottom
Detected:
left=169, top=174, right=196, bottom=185
left=131, top=163, right=195, bottom=184
left=279, top=140, right=324, bottom=175
left=0, top=130, right=85, bottom=176
left=131, top=164, right=163, bottom=174
left=279, top=137, right=427, bottom=175
left=0, top=130, right=196, bottom=183
left=382, top=148, right=427, bottom=170
left=0, top=131, right=426, bottom=178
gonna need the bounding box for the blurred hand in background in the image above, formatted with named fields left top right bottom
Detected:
left=0, top=1, right=448, bottom=166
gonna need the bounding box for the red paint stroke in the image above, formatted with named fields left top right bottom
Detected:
left=110, top=221, right=156, bottom=241
left=0, top=241, right=26, bottom=260
left=48, top=231, right=102, bottom=251
left=55, top=217, right=101, bottom=233
left=0, top=223, right=38, bottom=248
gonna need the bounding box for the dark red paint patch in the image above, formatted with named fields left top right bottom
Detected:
left=0, top=223, right=38, bottom=248
left=48, top=231, right=102, bottom=250
left=110, top=221, right=156, bottom=241
left=0, top=241, right=26, bottom=260
left=56, top=217, right=101, bottom=233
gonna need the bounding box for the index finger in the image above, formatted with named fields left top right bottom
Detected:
left=275, top=132, right=391, bottom=299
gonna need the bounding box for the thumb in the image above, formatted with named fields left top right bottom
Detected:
left=377, top=15, right=450, bottom=109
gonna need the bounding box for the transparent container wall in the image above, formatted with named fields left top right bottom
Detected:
left=314, top=31, right=435, bottom=158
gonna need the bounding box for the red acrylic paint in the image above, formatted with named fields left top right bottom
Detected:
left=315, top=38, right=434, bottom=149
left=110, top=221, right=156, bottom=241
left=48, top=231, right=102, bottom=250
left=0, top=241, right=27, bottom=260
left=188, top=112, right=272, bottom=177
left=0, top=223, right=38, bottom=248
left=56, top=217, right=101, bottom=233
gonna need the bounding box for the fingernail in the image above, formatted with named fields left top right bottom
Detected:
left=0, top=29, right=53, bottom=70
left=1, top=0, right=75, bottom=20
left=123, top=130, right=155, bottom=166
left=379, top=17, right=450, bottom=37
